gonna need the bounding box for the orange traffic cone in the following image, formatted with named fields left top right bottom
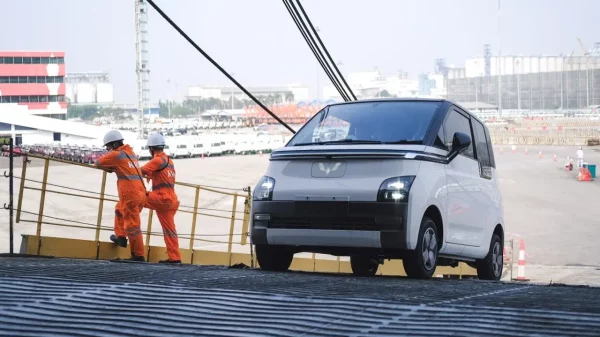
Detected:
left=578, top=167, right=592, bottom=181
left=515, top=239, right=529, bottom=281
left=553, top=154, right=557, bottom=162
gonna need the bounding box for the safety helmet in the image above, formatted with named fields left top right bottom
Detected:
left=103, top=130, right=124, bottom=146
left=147, top=132, right=166, bottom=147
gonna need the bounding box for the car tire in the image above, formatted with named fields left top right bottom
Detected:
left=350, top=256, right=379, bottom=276
left=403, top=216, right=439, bottom=279
left=476, top=234, right=503, bottom=281
left=255, top=245, right=294, bottom=272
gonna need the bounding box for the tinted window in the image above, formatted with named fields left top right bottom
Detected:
left=472, top=120, right=491, bottom=167
left=443, top=109, right=474, bottom=158
left=287, top=101, right=441, bottom=146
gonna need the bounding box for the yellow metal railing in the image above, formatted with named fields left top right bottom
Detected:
left=15, top=154, right=252, bottom=264
left=12, top=153, right=479, bottom=278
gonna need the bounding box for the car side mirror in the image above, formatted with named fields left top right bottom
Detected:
left=447, top=132, right=471, bottom=162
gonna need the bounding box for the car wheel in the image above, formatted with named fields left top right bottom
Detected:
left=350, top=256, right=379, bottom=276
left=403, top=216, right=439, bottom=279
left=476, top=234, right=503, bottom=281
left=255, top=245, right=294, bottom=272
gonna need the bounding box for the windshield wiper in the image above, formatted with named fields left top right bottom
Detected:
left=382, top=140, right=423, bottom=144
left=294, top=139, right=383, bottom=146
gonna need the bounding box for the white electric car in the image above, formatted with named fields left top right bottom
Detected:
left=250, top=99, right=504, bottom=280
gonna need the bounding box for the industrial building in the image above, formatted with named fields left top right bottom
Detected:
left=187, top=85, right=310, bottom=103
left=322, top=71, right=419, bottom=100
left=446, top=51, right=600, bottom=111
left=0, top=51, right=67, bottom=119
left=65, top=72, right=114, bottom=104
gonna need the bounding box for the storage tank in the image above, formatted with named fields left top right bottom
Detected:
left=76, top=83, right=95, bottom=104
left=96, top=83, right=114, bottom=103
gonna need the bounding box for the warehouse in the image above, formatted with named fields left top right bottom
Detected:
left=0, top=106, right=135, bottom=146
left=446, top=55, right=600, bottom=111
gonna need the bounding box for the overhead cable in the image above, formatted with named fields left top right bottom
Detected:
left=145, top=0, right=296, bottom=134
left=295, top=0, right=356, bottom=100
left=282, top=0, right=349, bottom=101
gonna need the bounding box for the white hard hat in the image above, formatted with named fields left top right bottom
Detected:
left=103, top=130, right=124, bottom=146
left=147, top=132, right=166, bottom=147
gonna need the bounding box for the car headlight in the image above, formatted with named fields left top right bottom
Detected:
left=377, top=176, right=415, bottom=202
left=253, top=176, right=275, bottom=201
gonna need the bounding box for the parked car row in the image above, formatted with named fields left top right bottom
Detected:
left=2, top=133, right=291, bottom=165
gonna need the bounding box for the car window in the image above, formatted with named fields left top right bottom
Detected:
left=443, top=109, right=474, bottom=159
left=472, top=120, right=491, bottom=167
left=287, top=101, right=441, bottom=146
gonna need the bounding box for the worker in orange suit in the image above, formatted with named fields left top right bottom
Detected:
left=141, top=132, right=182, bottom=264
left=95, top=130, right=147, bottom=262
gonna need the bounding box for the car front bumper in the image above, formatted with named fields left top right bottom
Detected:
left=250, top=200, right=408, bottom=250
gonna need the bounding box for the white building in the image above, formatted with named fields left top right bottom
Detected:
left=187, top=84, right=309, bottom=103
left=65, top=72, right=114, bottom=104
left=0, top=105, right=136, bottom=146
left=322, top=71, right=419, bottom=100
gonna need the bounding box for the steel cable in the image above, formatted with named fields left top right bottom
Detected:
left=15, top=175, right=246, bottom=215
left=294, top=0, right=356, bottom=100
left=282, top=0, right=349, bottom=102
left=14, top=207, right=247, bottom=244
left=145, top=0, right=295, bottom=134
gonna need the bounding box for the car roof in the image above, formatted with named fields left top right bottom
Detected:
left=326, top=98, right=487, bottom=129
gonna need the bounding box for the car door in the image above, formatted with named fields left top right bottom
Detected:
left=443, top=108, right=484, bottom=248
left=463, top=118, right=500, bottom=255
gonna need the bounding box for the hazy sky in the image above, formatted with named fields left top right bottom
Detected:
left=1, top=0, right=597, bottom=103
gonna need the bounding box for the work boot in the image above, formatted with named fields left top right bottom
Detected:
left=110, top=235, right=128, bottom=248
left=110, top=255, right=145, bottom=262
left=124, top=255, right=145, bottom=262
left=159, top=259, right=181, bottom=264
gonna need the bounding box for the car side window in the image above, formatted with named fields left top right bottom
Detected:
left=443, top=109, right=474, bottom=159
left=473, top=120, right=491, bottom=167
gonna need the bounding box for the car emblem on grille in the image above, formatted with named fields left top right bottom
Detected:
left=318, top=162, right=341, bottom=175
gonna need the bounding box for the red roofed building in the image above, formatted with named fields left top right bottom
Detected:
left=0, top=51, right=67, bottom=119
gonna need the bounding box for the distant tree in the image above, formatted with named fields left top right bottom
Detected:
left=285, top=92, right=295, bottom=103
left=378, top=90, right=392, bottom=97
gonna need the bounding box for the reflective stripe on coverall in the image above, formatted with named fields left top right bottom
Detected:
left=96, top=144, right=147, bottom=257
left=141, top=152, right=181, bottom=261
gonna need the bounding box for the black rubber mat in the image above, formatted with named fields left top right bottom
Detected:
left=0, top=257, right=599, bottom=336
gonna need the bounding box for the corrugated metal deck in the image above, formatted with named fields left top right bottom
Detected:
left=0, top=257, right=599, bottom=337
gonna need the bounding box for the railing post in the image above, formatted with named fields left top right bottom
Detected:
left=227, top=194, right=238, bottom=266
left=240, top=186, right=251, bottom=245
left=16, top=154, right=29, bottom=223
left=35, top=158, right=50, bottom=255
left=94, top=171, right=107, bottom=259
left=145, top=209, right=153, bottom=261
left=188, top=187, right=200, bottom=264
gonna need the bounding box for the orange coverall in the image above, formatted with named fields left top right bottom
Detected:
left=96, top=144, right=147, bottom=257
left=141, top=152, right=181, bottom=261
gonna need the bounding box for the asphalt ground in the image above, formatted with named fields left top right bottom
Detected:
left=0, top=145, right=599, bottom=284
left=0, top=257, right=599, bottom=337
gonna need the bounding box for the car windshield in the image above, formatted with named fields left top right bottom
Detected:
left=287, top=101, right=441, bottom=146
